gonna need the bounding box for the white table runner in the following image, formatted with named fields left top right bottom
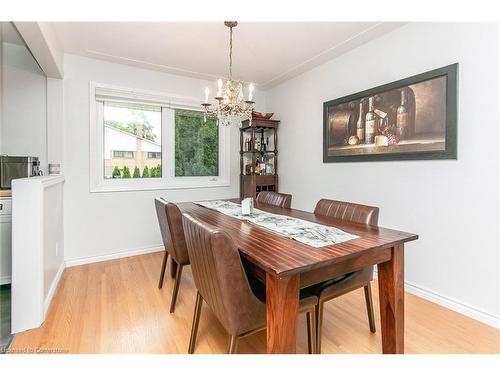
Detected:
left=194, top=200, right=359, bottom=248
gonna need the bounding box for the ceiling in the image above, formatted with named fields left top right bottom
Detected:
left=52, top=22, right=405, bottom=89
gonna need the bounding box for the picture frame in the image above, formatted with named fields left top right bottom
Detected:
left=323, top=63, right=458, bottom=162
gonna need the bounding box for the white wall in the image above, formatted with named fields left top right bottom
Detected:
left=62, top=54, right=266, bottom=263
left=266, top=23, right=500, bottom=326
left=1, top=41, right=48, bottom=171
left=47, top=77, right=65, bottom=173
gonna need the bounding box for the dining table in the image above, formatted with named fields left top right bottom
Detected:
left=177, top=198, right=418, bottom=354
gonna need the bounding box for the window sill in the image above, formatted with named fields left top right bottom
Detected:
left=89, top=179, right=231, bottom=193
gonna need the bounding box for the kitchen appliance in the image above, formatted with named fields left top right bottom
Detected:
left=0, top=155, right=42, bottom=190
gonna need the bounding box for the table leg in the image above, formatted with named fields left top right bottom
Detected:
left=266, top=273, right=300, bottom=354
left=377, top=243, right=405, bottom=354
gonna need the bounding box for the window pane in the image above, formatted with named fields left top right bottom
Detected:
left=103, top=101, right=162, bottom=179
left=175, top=110, right=218, bottom=177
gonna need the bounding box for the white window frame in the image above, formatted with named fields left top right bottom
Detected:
left=89, top=82, right=230, bottom=193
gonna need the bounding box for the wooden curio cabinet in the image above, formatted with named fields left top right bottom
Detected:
left=239, top=117, right=279, bottom=200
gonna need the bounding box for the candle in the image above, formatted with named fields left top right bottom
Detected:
left=248, top=83, right=254, bottom=101
left=204, top=87, right=209, bottom=103
left=217, top=79, right=223, bottom=97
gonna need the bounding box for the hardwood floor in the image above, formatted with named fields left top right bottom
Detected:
left=9, top=252, right=500, bottom=354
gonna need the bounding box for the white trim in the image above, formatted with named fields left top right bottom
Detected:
left=0, top=276, right=11, bottom=285
left=65, top=244, right=164, bottom=268
left=89, top=82, right=230, bottom=193
left=373, top=270, right=500, bottom=329
left=94, top=82, right=203, bottom=109
left=404, top=280, right=500, bottom=329
left=44, top=261, right=65, bottom=316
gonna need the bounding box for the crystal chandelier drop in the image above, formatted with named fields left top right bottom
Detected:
left=202, top=21, right=255, bottom=126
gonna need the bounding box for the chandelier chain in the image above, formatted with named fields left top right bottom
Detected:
left=229, top=25, right=233, bottom=80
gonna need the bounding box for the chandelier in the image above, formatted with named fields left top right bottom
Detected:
left=202, top=21, right=255, bottom=126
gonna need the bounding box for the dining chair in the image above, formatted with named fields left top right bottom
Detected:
left=154, top=198, right=190, bottom=313
left=255, top=191, right=292, bottom=208
left=182, top=213, right=318, bottom=354
left=307, top=198, right=380, bottom=353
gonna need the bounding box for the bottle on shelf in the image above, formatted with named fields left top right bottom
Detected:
left=260, top=131, right=266, bottom=152
left=397, top=89, right=409, bottom=139
left=356, top=101, right=365, bottom=143
left=365, top=96, right=377, bottom=144
left=266, top=156, right=274, bottom=175
left=259, top=155, right=266, bottom=175
left=254, top=156, right=261, bottom=175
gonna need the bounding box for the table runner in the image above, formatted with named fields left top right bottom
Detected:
left=194, top=200, right=359, bottom=248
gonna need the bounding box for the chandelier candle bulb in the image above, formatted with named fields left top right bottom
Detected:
left=217, top=79, right=223, bottom=97
left=248, top=83, right=254, bottom=102
left=204, top=88, right=209, bottom=104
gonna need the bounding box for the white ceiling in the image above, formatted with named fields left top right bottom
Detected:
left=52, top=22, right=405, bottom=89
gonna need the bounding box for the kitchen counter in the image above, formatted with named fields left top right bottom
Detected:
left=0, top=190, right=11, bottom=198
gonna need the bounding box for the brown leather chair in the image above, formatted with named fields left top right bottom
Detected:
left=155, top=198, right=190, bottom=313
left=255, top=191, right=292, bottom=209
left=182, top=213, right=318, bottom=354
left=307, top=198, right=380, bottom=353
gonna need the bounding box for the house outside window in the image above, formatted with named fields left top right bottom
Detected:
left=147, top=152, right=161, bottom=159
left=112, top=151, right=135, bottom=159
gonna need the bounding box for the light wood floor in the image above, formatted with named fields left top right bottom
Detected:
left=10, top=252, right=500, bottom=354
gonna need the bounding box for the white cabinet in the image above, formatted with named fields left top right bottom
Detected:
left=0, top=198, right=12, bottom=285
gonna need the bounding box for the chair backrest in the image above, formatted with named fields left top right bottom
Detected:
left=314, top=199, right=379, bottom=226
left=155, top=198, right=189, bottom=265
left=256, top=191, right=292, bottom=209
left=182, top=213, right=265, bottom=336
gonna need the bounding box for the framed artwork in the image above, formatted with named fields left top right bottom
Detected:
left=323, top=63, right=458, bottom=162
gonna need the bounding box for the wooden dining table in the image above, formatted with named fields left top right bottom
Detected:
left=178, top=199, right=418, bottom=354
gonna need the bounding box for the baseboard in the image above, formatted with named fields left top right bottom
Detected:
left=44, top=261, right=65, bottom=316
left=404, top=281, right=500, bottom=329
left=0, top=275, right=11, bottom=285
left=64, top=244, right=164, bottom=268
left=373, top=270, right=500, bottom=329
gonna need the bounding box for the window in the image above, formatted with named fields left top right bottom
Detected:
left=113, top=151, right=134, bottom=159
left=104, top=101, right=161, bottom=179
left=90, top=83, right=230, bottom=192
left=147, top=152, right=161, bottom=159
left=175, top=110, right=218, bottom=177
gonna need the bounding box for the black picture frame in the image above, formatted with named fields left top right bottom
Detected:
left=323, top=63, right=458, bottom=163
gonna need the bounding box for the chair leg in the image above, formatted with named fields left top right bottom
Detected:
left=158, top=251, right=169, bottom=289
left=188, top=292, right=203, bottom=354
left=169, top=264, right=184, bottom=313
left=315, top=301, right=324, bottom=354
left=227, top=335, right=239, bottom=354
left=170, top=259, right=178, bottom=278
left=306, top=309, right=316, bottom=354
left=364, top=283, right=376, bottom=333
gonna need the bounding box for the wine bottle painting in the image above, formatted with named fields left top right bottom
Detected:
left=323, top=64, right=457, bottom=162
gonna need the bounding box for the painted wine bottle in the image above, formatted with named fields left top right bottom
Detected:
left=397, top=89, right=409, bottom=139
left=356, top=101, right=365, bottom=143
left=365, top=97, right=376, bottom=144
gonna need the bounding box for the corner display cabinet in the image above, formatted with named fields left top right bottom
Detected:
left=239, top=117, right=279, bottom=200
